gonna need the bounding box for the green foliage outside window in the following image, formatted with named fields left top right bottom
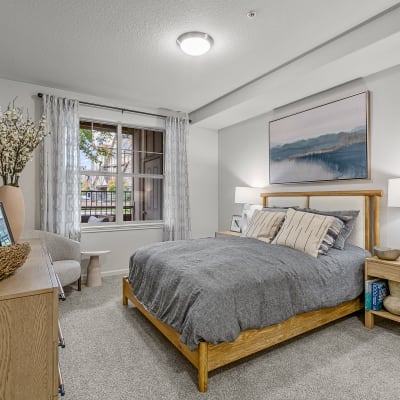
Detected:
left=80, top=128, right=113, bottom=166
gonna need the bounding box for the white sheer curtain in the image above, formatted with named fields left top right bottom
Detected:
left=40, top=95, right=81, bottom=240
left=163, top=113, right=191, bottom=241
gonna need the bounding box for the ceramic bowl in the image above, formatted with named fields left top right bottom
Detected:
left=374, top=247, right=400, bottom=261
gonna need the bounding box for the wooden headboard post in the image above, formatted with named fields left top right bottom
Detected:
left=260, top=190, right=383, bottom=252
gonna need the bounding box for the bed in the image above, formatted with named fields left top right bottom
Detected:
left=122, top=189, right=383, bottom=392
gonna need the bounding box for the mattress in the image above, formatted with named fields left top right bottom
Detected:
left=128, top=236, right=369, bottom=350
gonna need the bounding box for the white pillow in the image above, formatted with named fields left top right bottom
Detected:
left=243, top=210, right=286, bottom=243
left=272, top=208, right=336, bottom=257
left=240, top=204, right=263, bottom=233
left=88, top=215, right=105, bottom=223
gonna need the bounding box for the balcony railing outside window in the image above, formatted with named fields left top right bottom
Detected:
left=81, top=190, right=133, bottom=222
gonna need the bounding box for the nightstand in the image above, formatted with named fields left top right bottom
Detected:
left=365, top=256, right=400, bottom=328
left=215, top=231, right=241, bottom=238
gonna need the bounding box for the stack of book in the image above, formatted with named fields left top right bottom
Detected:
left=365, top=279, right=388, bottom=311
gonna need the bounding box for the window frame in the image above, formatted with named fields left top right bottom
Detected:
left=79, top=119, right=165, bottom=229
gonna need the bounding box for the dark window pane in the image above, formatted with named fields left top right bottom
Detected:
left=121, top=128, right=163, bottom=174
left=132, top=152, right=163, bottom=174
left=123, top=177, right=162, bottom=221
left=144, top=129, right=163, bottom=153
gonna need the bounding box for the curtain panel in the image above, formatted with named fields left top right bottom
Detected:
left=40, top=95, right=81, bottom=241
left=163, top=114, right=191, bottom=241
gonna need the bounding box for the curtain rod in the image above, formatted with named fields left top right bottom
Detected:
left=37, top=92, right=167, bottom=119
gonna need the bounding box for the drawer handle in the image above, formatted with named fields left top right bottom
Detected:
left=55, top=273, right=66, bottom=301
left=58, top=320, right=65, bottom=348
left=58, top=363, right=65, bottom=396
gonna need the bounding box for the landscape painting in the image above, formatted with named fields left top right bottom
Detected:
left=269, top=92, right=369, bottom=184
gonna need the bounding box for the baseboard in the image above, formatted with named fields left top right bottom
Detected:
left=81, top=268, right=129, bottom=280
left=102, top=268, right=129, bottom=277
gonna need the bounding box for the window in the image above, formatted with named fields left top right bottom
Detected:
left=80, top=120, right=164, bottom=224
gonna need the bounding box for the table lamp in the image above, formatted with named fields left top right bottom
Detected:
left=388, top=178, right=400, bottom=207
left=383, top=178, right=400, bottom=314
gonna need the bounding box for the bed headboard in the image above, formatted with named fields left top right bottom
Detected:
left=260, top=190, right=383, bottom=252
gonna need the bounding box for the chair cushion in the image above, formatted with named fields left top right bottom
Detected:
left=53, top=260, right=81, bottom=287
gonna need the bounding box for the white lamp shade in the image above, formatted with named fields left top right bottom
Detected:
left=234, top=187, right=263, bottom=205
left=388, top=178, right=400, bottom=207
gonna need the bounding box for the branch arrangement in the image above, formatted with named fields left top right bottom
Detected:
left=0, top=104, right=49, bottom=187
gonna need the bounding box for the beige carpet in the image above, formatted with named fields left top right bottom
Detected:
left=59, top=275, right=400, bottom=400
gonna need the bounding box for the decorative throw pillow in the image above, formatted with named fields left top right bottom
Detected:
left=272, top=208, right=342, bottom=257
left=318, top=217, right=345, bottom=255
left=88, top=215, right=105, bottom=223
left=240, top=204, right=263, bottom=233
left=243, top=210, right=286, bottom=243
left=298, top=208, right=359, bottom=249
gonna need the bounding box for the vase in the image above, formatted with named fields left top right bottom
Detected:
left=0, top=185, right=25, bottom=242
left=383, top=281, right=400, bottom=316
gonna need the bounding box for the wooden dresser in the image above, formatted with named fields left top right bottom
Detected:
left=0, top=239, right=60, bottom=399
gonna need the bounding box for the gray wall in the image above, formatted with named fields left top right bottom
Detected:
left=219, top=65, right=400, bottom=249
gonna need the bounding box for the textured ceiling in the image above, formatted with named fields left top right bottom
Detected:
left=0, top=0, right=399, bottom=116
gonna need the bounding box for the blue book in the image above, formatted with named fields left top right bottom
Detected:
left=365, top=279, right=378, bottom=311
left=371, top=280, right=388, bottom=311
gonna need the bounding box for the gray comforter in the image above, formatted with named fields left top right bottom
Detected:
left=128, top=237, right=369, bottom=350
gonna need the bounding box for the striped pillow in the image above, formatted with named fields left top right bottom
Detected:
left=243, top=210, right=286, bottom=243
left=272, top=208, right=342, bottom=257
left=318, top=216, right=344, bottom=255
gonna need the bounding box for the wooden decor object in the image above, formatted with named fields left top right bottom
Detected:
left=0, top=242, right=31, bottom=280
left=123, top=189, right=383, bottom=392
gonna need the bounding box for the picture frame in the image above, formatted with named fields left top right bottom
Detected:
left=0, top=202, right=14, bottom=246
left=230, top=215, right=242, bottom=233
left=269, top=91, right=370, bottom=184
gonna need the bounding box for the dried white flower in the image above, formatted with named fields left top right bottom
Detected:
left=0, top=104, right=50, bottom=187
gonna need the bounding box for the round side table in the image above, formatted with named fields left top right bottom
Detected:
left=81, top=250, right=111, bottom=287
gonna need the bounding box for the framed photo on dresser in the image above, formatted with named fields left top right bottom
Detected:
left=0, top=202, right=14, bottom=246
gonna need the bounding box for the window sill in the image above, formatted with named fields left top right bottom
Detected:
left=81, top=221, right=164, bottom=233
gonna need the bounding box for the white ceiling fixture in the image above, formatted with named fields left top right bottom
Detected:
left=176, top=32, right=214, bottom=56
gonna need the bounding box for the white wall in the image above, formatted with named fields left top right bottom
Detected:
left=0, top=78, right=218, bottom=275
left=219, top=65, right=400, bottom=249
left=188, top=126, right=218, bottom=238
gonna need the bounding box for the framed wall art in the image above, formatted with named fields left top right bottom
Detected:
left=269, top=91, right=370, bottom=184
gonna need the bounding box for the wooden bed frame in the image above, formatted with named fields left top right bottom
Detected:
left=122, top=189, right=383, bottom=392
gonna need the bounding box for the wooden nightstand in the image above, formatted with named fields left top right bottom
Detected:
left=365, top=256, right=400, bottom=328
left=215, top=231, right=241, bottom=238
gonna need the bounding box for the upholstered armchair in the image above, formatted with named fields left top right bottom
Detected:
left=29, top=230, right=82, bottom=290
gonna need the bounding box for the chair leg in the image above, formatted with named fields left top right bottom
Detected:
left=77, top=276, right=82, bottom=291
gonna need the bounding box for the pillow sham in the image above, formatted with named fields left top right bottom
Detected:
left=240, top=204, right=263, bottom=233
left=298, top=208, right=359, bottom=249
left=88, top=215, right=105, bottom=223
left=318, top=217, right=345, bottom=255
left=243, top=210, right=286, bottom=243
left=272, top=208, right=343, bottom=257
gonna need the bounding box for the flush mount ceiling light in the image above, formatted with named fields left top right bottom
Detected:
left=176, top=32, right=214, bottom=56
